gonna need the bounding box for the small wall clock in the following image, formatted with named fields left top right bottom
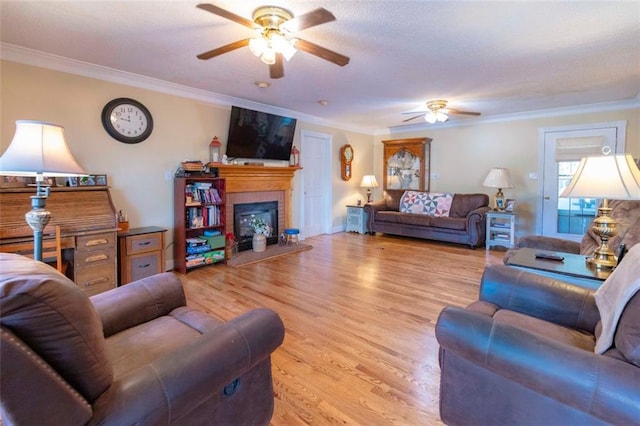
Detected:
left=340, top=144, right=354, bottom=181
left=101, top=98, right=153, bottom=144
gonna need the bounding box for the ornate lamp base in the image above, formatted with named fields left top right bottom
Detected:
left=587, top=200, right=618, bottom=270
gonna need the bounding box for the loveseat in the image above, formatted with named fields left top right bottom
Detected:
left=436, top=245, right=640, bottom=425
left=0, top=253, right=285, bottom=425
left=364, top=190, right=490, bottom=248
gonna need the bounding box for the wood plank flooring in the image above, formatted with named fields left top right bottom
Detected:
left=179, top=232, right=505, bottom=425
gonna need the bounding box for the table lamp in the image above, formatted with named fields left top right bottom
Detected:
left=560, top=154, right=640, bottom=269
left=483, top=168, right=513, bottom=210
left=360, top=175, right=379, bottom=203
left=0, top=120, right=86, bottom=261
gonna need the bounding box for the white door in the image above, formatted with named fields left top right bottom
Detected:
left=300, top=131, right=331, bottom=238
left=539, top=121, right=626, bottom=240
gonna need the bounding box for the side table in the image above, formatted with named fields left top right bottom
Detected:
left=486, top=211, right=516, bottom=250
left=346, top=205, right=368, bottom=234
left=118, top=226, right=167, bottom=285
left=505, top=247, right=610, bottom=290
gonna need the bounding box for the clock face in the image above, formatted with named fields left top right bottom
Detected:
left=101, top=98, right=153, bottom=144
left=344, top=146, right=353, bottom=162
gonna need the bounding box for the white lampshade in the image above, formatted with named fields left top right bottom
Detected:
left=360, top=175, right=379, bottom=188
left=0, top=120, right=86, bottom=177
left=482, top=168, right=513, bottom=189
left=560, top=154, right=640, bottom=199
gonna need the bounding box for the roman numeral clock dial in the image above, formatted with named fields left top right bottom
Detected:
left=101, top=98, right=153, bottom=144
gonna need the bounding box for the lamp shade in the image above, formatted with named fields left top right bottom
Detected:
left=360, top=175, right=379, bottom=188
left=560, top=154, right=640, bottom=199
left=0, top=121, right=86, bottom=177
left=482, top=168, right=513, bottom=189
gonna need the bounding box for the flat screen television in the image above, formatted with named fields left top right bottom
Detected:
left=225, top=106, right=297, bottom=161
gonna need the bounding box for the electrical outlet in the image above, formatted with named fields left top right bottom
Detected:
left=430, top=172, right=440, bottom=179
left=164, top=171, right=173, bottom=181
left=528, top=172, right=538, bottom=180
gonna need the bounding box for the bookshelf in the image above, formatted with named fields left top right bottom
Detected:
left=174, top=176, right=226, bottom=273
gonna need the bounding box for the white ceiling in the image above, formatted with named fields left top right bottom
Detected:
left=1, top=1, right=639, bottom=134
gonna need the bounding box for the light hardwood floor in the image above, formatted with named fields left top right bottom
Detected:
left=179, top=232, right=505, bottom=425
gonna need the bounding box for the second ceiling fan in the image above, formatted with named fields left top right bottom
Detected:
left=196, top=3, right=350, bottom=79
left=402, top=100, right=481, bottom=123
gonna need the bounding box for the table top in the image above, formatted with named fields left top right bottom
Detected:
left=506, top=247, right=611, bottom=281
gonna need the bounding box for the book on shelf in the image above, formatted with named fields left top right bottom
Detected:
left=185, top=183, right=222, bottom=205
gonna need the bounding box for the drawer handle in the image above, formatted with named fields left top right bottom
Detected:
left=85, top=238, right=109, bottom=247
left=137, top=263, right=151, bottom=269
left=138, top=241, right=152, bottom=246
left=85, top=254, right=108, bottom=263
left=84, top=277, right=108, bottom=287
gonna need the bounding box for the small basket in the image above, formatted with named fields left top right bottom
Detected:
left=181, top=161, right=203, bottom=172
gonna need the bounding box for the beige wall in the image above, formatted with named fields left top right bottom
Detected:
left=1, top=60, right=373, bottom=267
left=374, top=109, right=640, bottom=236
left=2, top=59, right=638, bottom=261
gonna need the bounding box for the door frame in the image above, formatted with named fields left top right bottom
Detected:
left=535, top=120, right=627, bottom=236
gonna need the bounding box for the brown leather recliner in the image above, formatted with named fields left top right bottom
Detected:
left=0, top=253, right=285, bottom=425
left=436, top=252, right=640, bottom=425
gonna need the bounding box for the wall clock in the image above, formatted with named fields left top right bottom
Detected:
left=101, top=98, right=153, bottom=144
left=340, top=144, right=354, bottom=181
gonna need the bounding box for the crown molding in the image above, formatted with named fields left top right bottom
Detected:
left=0, top=43, right=373, bottom=135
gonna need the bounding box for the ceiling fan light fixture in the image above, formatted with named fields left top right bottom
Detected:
left=425, top=111, right=437, bottom=124
left=436, top=111, right=449, bottom=122
left=271, top=33, right=297, bottom=61
left=261, top=47, right=277, bottom=65
left=249, top=37, right=267, bottom=57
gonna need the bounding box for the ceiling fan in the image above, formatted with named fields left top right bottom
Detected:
left=402, top=100, right=481, bottom=123
left=196, top=3, right=350, bottom=79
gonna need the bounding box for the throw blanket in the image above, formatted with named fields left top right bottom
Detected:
left=594, top=244, right=640, bottom=354
left=399, top=191, right=454, bottom=217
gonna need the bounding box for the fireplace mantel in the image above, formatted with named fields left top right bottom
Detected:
left=213, top=164, right=301, bottom=235
left=214, top=164, right=301, bottom=193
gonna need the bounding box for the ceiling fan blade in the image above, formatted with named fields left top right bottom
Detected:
left=281, top=8, right=335, bottom=32
left=197, top=39, right=250, bottom=60
left=401, top=111, right=427, bottom=115
left=295, top=38, right=350, bottom=66
left=270, top=54, right=284, bottom=79
left=448, top=108, right=481, bottom=116
left=196, top=3, right=260, bottom=29
left=402, top=114, right=423, bottom=123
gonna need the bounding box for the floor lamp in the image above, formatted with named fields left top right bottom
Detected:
left=0, top=121, right=86, bottom=261
left=560, top=154, right=640, bottom=269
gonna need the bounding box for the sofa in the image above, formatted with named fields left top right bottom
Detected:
left=364, top=190, right=490, bottom=248
left=0, top=253, right=285, bottom=425
left=436, top=245, right=640, bottom=425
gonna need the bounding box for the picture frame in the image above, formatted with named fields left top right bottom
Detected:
left=95, top=174, right=108, bottom=186
left=68, top=177, right=79, bottom=187
left=79, top=175, right=96, bottom=186
left=505, top=199, right=516, bottom=212
left=1, top=176, right=29, bottom=188
left=382, top=137, right=432, bottom=192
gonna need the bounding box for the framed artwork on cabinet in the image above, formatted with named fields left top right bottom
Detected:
left=382, top=137, right=432, bottom=192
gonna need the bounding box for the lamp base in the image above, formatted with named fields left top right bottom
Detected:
left=586, top=200, right=618, bottom=270
left=25, top=195, right=51, bottom=262
left=366, top=189, right=373, bottom=204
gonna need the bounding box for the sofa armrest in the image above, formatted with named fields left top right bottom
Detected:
left=516, top=235, right=581, bottom=253
left=90, top=273, right=186, bottom=337
left=479, top=264, right=600, bottom=332
left=436, top=307, right=640, bottom=425
left=364, top=199, right=389, bottom=231
left=90, top=308, right=285, bottom=425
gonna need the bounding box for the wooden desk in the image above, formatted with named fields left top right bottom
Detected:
left=0, top=186, right=118, bottom=296
left=506, top=247, right=610, bottom=290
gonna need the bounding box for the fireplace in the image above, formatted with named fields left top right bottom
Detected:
left=234, top=201, right=279, bottom=251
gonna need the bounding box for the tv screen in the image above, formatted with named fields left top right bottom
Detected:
left=225, top=106, right=297, bottom=161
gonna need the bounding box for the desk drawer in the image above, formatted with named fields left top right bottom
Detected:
left=76, top=263, right=116, bottom=297
left=75, top=247, right=116, bottom=269
left=76, top=232, right=116, bottom=251
left=128, top=252, right=162, bottom=282
left=126, top=232, right=163, bottom=255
